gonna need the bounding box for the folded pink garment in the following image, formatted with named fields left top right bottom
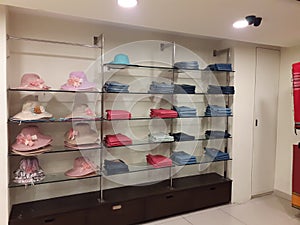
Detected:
left=146, top=154, right=172, bottom=168
left=106, top=110, right=132, bottom=120
left=150, top=108, right=178, bottom=118
left=105, top=133, right=132, bottom=147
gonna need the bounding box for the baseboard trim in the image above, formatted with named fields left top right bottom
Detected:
left=273, top=189, right=291, bottom=201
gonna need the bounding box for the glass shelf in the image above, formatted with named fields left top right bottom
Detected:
left=102, top=91, right=233, bottom=96
left=8, top=88, right=102, bottom=94
left=103, top=156, right=232, bottom=176
left=8, top=117, right=102, bottom=124
left=8, top=144, right=102, bottom=156
left=9, top=171, right=101, bottom=188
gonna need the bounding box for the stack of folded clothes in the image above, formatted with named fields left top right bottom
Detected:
left=205, top=63, right=233, bottom=71
left=172, top=106, right=197, bottom=117
left=174, top=84, right=196, bottom=94
left=170, top=151, right=197, bottom=165
left=148, top=81, right=174, bottom=93
left=204, top=147, right=230, bottom=161
left=174, top=61, right=199, bottom=70
left=148, top=132, right=174, bottom=142
left=103, top=81, right=129, bottom=93
left=170, top=132, right=195, bottom=142
left=104, top=133, right=132, bottom=147
left=207, top=85, right=235, bottom=94
left=106, top=110, right=131, bottom=120
left=104, top=159, right=129, bottom=175
left=146, top=154, right=173, bottom=168
left=150, top=108, right=178, bottom=118
left=205, top=130, right=231, bottom=139
left=205, top=105, right=232, bottom=116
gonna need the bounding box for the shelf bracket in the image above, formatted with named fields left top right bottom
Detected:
left=160, top=42, right=173, bottom=51
left=94, top=34, right=103, bottom=47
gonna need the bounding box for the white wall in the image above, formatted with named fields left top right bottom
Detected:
left=0, top=5, right=9, bottom=225
left=274, top=46, right=300, bottom=195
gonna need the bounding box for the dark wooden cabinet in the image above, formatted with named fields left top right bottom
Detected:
left=9, top=173, right=232, bottom=225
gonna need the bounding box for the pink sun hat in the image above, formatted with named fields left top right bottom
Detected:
left=11, top=100, right=53, bottom=121
left=60, top=71, right=97, bottom=91
left=14, top=73, right=50, bottom=90
left=12, top=126, right=53, bottom=151
left=65, top=156, right=97, bottom=177
left=64, top=123, right=99, bottom=146
left=64, top=104, right=97, bottom=120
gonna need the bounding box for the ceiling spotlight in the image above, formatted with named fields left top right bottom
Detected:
left=233, top=20, right=249, bottom=29
left=118, top=0, right=138, bottom=8
left=245, top=15, right=262, bottom=27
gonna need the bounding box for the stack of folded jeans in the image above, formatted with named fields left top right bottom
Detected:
left=104, top=159, right=129, bottom=175
left=205, top=63, right=233, bottom=71
left=148, top=81, right=174, bottom=94
left=104, top=133, right=132, bottom=147
left=205, top=130, right=231, bottom=139
left=170, top=151, right=197, bottom=165
left=204, top=147, right=230, bottom=161
left=170, top=132, right=195, bottom=142
left=146, top=154, right=172, bottom=168
left=148, top=132, right=174, bottom=142
left=172, top=106, right=197, bottom=117
left=207, top=85, right=235, bottom=94
left=174, top=84, right=196, bottom=94
left=174, top=61, right=199, bottom=70
left=103, top=81, right=129, bottom=93
left=205, top=105, right=232, bottom=116
left=150, top=108, right=178, bottom=118
left=106, top=110, right=131, bottom=120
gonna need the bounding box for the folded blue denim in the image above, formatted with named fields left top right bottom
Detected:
left=170, top=132, right=195, bottom=142
left=205, top=63, right=233, bottom=71
left=103, top=81, right=129, bottom=93
left=104, top=159, right=129, bottom=175
left=204, top=148, right=230, bottom=161
left=174, top=61, right=199, bottom=70
left=205, top=130, right=231, bottom=139
left=173, top=106, right=197, bottom=117
left=170, top=151, right=197, bottom=165
left=205, top=105, right=232, bottom=116
left=207, top=85, right=235, bottom=94
left=148, top=81, right=174, bottom=93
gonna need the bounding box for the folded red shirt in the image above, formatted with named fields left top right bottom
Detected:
left=105, top=133, right=132, bottom=147
left=150, top=108, right=178, bottom=118
left=146, top=154, right=172, bottom=168
left=106, top=110, right=132, bottom=120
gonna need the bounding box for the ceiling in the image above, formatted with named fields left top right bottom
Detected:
left=1, top=0, right=300, bottom=47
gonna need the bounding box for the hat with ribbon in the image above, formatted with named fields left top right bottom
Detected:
left=64, top=104, right=96, bottom=119
left=64, top=123, right=99, bottom=146
left=12, top=126, right=53, bottom=151
left=11, top=100, right=53, bottom=121
left=13, top=156, right=45, bottom=185
left=60, top=71, right=96, bottom=91
left=65, top=156, right=97, bottom=177
left=14, top=73, right=50, bottom=90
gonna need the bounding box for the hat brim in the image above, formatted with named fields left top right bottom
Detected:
left=12, top=136, right=53, bottom=151
left=60, top=82, right=97, bottom=91
left=64, top=167, right=96, bottom=177
left=12, top=111, right=53, bottom=121
left=64, top=131, right=99, bottom=145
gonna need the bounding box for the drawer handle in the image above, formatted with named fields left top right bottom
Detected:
left=210, top=187, right=216, bottom=191
left=166, top=195, right=174, bottom=199
left=112, top=204, right=122, bottom=210
left=44, top=218, right=55, bottom=223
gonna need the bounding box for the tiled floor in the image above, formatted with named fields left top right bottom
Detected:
left=142, top=194, right=300, bottom=225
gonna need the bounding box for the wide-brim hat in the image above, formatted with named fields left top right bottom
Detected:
left=64, top=104, right=96, bottom=119
left=64, top=141, right=101, bottom=150
left=12, top=100, right=53, bottom=121
left=64, top=123, right=99, bottom=145
left=11, top=145, right=52, bottom=156
left=14, top=73, right=50, bottom=90
left=12, top=126, right=53, bottom=151
left=61, top=71, right=96, bottom=91
left=65, top=156, right=97, bottom=177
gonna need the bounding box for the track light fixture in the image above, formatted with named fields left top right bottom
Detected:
left=245, top=15, right=262, bottom=27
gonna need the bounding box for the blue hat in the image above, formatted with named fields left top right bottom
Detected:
left=111, top=54, right=130, bottom=65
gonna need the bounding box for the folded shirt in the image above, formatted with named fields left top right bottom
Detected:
left=170, top=151, right=197, bottom=165
left=170, top=132, right=195, bottom=142
left=106, top=110, right=132, bottom=120
left=207, top=85, right=235, bottom=94
left=103, top=81, right=129, bottom=93
left=146, top=154, right=173, bottom=168
left=148, top=132, right=174, bottom=142
left=172, top=106, right=197, bottom=117
left=204, top=148, right=230, bottom=161
left=150, top=108, right=178, bottom=118
left=104, top=159, right=129, bottom=175
left=205, top=105, right=232, bottom=116
left=205, top=63, right=233, bottom=71
left=174, top=61, right=199, bottom=70
left=205, top=130, right=231, bottom=139
left=104, top=133, right=132, bottom=147
left=148, top=81, right=174, bottom=93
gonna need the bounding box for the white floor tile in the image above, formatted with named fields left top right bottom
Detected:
left=141, top=215, right=185, bottom=225
left=183, top=208, right=246, bottom=225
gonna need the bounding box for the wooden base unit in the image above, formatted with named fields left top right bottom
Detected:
left=9, top=173, right=232, bottom=225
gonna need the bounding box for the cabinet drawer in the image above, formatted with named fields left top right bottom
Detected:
left=87, top=199, right=144, bottom=225
left=145, top=191, right=191, bottom=220
left=10, top=210, right=87, bottom=225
